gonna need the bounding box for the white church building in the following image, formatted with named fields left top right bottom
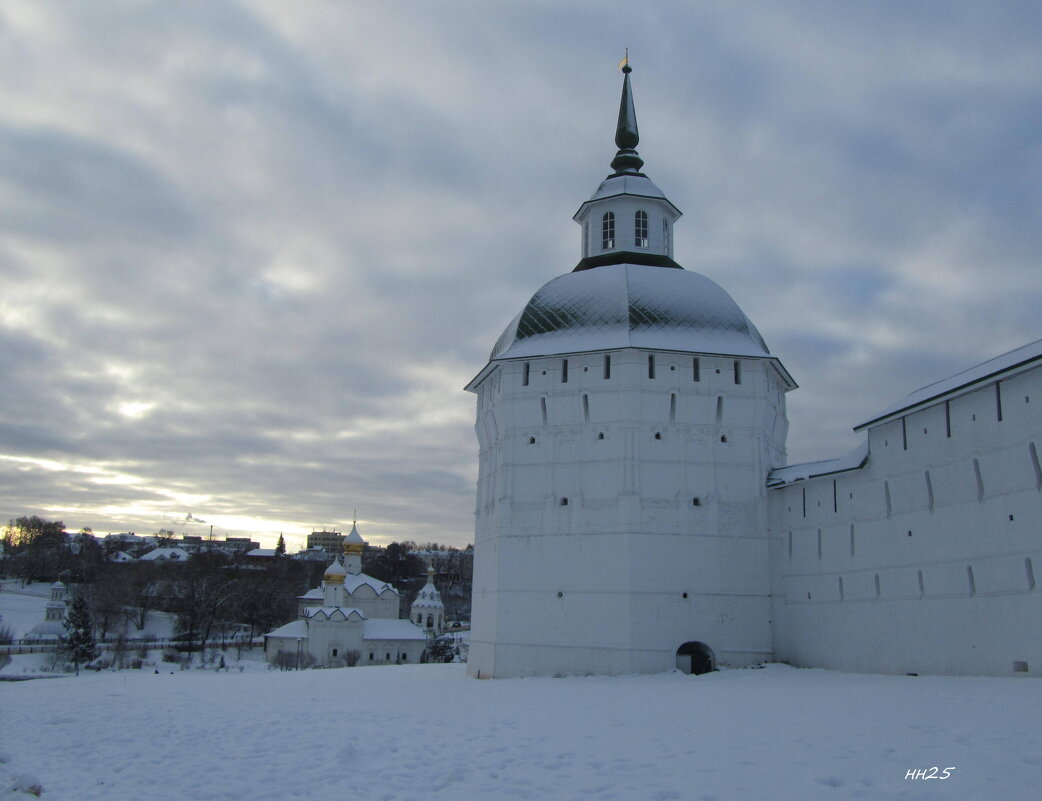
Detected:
left=264, top=523, right=429, bottom=667
left=465, top=63, right=1041, bottom=679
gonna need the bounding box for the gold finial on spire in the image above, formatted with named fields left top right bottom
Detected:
left=618, top=48, right=630, bottom=73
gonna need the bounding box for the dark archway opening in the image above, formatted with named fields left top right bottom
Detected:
left=676, top=641, right=715, bottom=675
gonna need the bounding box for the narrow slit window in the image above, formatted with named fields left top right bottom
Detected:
left=634, top=210, right=648, bottom=248
left=601, top=211, right=615, bottom=249
left=582, top=222, right=589, bottom=258
left=648, top=353, right=656, bottom=379
left=669, top=393, right=677, bottom=423
left=945, top=400, right=952, bottom=438
left=582, top=394, right=590, bottom=423
left=715, top=396, right=723, bottom=425
left=522, top=362, right=530, bottom=387
left=967, top=565, right=976, bottom=596
left=692, top=357, right=700, bottom=382
left=973, top=458, right=984, bottom=501
left=832, top=480, right=838, bottom=513
left=849, top=524, right=855, bottom=556
left=996, top=382, right=1004, bottom=421
left=662, top=218, right=670, bottom=255
left=1030, top=442, right=1042, bottom=489
left=733, top=360, right=742, bottom=385
left=603, top=354, right=611, bottom=380
left=884, top=480, right=892, bottom=518
left=540, top=397, right=548, bottom=425
left=901, top=418, right=908, bottom=451
left=1026, top=557, right=1036, bottom=591
left=925, top=470, right=935, bottom=511
left=816, top=528, right=822, bottom=560
left=918, top=570, right=925, bottom=598
left=561, top=359, right=568, bottom=383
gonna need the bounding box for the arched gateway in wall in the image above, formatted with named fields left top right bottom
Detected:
left=676, top=642, right=715, bottom=675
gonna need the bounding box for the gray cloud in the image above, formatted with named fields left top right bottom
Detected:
left=1, top=1, right=1040, bottom=545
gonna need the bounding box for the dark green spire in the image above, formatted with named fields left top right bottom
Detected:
left=610, top=56, right=644, bottom=175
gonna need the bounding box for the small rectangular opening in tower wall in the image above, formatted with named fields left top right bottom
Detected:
left=669, top=393, right=677, bottom=423
left=997, top=382, right=1003, bottom=422
left=945, top=400, right=952, bottom=438
left=648, top=353, right=656, bottom=379
left=1027, top=557, right=1036, bottom=591
left=902, top=418, right=908, bottom=451
left=967, top=565, right=976, bottom=596
left=582, top=393, right=590, bottom=423
left=1013, top=661, right=1029, bottom=673
left=733, top=360, right=741, bottom=384
left=540, top=397, right=548, bottom=425
left=1030, top=442, right=1042, bottom=490
left=561, top=359, right=568, bottom=383
left=522, top=362, right=530, bottom=386
left=817, top=528, right=822, bottom=560
left=716, top=396, right=723, bottom=425
left=802, top=487, right=806, bottom=518
left=973, top=458, right=984, bottom=502
left=604, top=354, right=611, bottom=379
left=693, top=357, right=700, bottom=382
left=833, top=480, right=838, bottom=513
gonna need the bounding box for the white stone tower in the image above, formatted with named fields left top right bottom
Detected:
left=466, top=62, right=796, bottom=678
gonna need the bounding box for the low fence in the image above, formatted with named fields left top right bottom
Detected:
left=0, top=636, right=263, bottom=656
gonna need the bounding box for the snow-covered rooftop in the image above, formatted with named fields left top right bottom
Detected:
left=266, top=619, right=308, bottom=639
left=767, top=440, right=870, bottom=487
left=139, top=547, right=189, bottom=562
left=362, top=618, right=428, bottom=641
left=856, top=337, right=1042, bottom=430
left=344, top=572, right=397, bottom=596
left=484, top=264, right=785, bottom=373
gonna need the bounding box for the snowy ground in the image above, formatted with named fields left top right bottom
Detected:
left=2, top=662, right=1040, bottom=801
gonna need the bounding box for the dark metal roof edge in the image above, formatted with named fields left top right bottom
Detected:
left=572, top=252, right=683, bottom=272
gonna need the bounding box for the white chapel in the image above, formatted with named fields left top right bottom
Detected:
left=264, top=523, right=427, bottom=667
left=466, top=63, right=1042, bottom=679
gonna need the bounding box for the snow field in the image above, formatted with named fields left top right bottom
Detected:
left=2, top=663, right=1040, bottom=801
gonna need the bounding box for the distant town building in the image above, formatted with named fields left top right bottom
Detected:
left=306, top=530, right=345, bottom=552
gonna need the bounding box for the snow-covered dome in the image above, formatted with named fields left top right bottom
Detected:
left=323, top=556, right=347, bottom=584
left=412, top=569, right=444, bottom=610
left=490, top=263, right=770, bottom=361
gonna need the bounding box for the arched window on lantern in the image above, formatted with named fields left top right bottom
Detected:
left=601, top=212, right=615, bottom=249
left=634, top=210, right=648, bottom=248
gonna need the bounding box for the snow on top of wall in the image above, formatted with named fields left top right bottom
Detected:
left=768, top=439, right=869, bottom=487
left=856, top=337, right=1042, bottom=430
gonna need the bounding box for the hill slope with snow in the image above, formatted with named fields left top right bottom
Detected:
left=2, top=663, right=1040, bottom=800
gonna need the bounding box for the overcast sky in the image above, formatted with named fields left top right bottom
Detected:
left=2, top=1, right=1040, bottom=549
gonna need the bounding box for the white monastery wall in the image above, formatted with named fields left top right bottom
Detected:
left=769, top=363, right=1042, bottom=676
